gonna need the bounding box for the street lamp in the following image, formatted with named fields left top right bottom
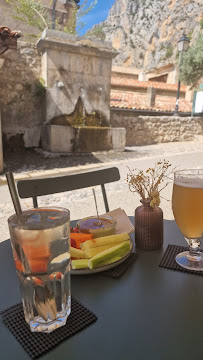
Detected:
left=174, top=33, right=190, bottom=116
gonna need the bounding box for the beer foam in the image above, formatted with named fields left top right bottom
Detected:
left=175, top=176, right=203, bottom=188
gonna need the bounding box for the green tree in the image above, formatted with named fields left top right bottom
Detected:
left=4, top=0, right=49, bottom=32
left=64, top=0, right=97, bottom=35
left=85, top=24, right=106, bottom=41
left=180, top=32, right=203, bottom=86
left=165, top=46, right=173, bottom=59
left=1, top=0, right=97, bottom=37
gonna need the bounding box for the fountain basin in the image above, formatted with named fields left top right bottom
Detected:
left=42, top=124, right=126, bottom=153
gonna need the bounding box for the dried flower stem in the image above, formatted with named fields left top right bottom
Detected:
left=127, top=159, right=173, bottom=208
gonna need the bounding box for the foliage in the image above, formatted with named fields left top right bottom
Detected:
left=2, top=0, right=97, bottom=37
left=175, top=50, right=179, bottom=60
left=180, top=32, right=203, bottom=86
left=4, top=0, right=49, bottom=36
left=188, top=29, right=193, bottom=40
left=63, top=0, right=97, bottom=35
left=200, top=19, right=203, bottom=30
left=84, top=24, right=106, bottom=40
left=165, top=46, right=173, bottom=59
left=126, top=160, right=172, bottom=208
left=33, top=78, right=46, bottom=97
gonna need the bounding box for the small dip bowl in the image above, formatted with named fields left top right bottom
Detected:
left=77, top=215, right=117, bottom=238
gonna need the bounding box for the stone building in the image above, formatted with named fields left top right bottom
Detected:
left=109, top=65, right=203, bottom=147
left=0, top=3, right=202, bottom=157
left=0, top=30, right=125, bottom=154
left=0, top=33, right=201, bottom=154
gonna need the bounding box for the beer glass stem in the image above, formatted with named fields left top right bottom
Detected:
left=186, top=238, right=202, bottom=261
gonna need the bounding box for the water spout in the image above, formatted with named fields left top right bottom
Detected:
left=82, top=104, right=86, bottom=126
left=98, top=87, right=103, bottom=126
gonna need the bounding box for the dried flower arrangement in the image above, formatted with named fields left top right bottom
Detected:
left=127, top=159, right=172, bottom=208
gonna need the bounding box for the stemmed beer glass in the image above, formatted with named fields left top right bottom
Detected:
left=172, top=169, right=203, bottom=270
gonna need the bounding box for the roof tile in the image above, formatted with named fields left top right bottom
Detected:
left=111, top=77, right=187, bottom=91
left=110, top=90, right=192, bottom=113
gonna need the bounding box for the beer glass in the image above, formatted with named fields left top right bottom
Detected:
left=172, top=169, right=203, bottom=270
left=8, top=207, right=71, bottom=333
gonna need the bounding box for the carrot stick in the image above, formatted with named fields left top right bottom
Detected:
left=33, top=277, right=43, bottom=286
left=70, top=233, right=94, bottom=249
left=23, top=245, right=50, bottom=261
left=15, top=259, right=25, bottom=272
left=22, top=245, right=50, bottom=273
left=28, top=260, right=48, bottom=273
left=70, top=233, right=94, bottom=241
left=73, top=239, right=83, bottom=249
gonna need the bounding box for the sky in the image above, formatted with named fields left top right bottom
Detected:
left=78, top=0, right=116, bottom=35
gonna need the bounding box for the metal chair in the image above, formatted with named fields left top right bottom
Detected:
left=17, top=167, right=120, bottom=212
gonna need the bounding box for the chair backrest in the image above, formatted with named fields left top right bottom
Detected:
left=17, top=167, right=120, bottom=212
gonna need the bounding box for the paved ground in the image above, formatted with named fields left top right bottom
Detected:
left=1, top=136, right=203, bottom=243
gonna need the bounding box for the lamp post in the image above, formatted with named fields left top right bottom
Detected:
left=174, top=33, right=190, bottom=116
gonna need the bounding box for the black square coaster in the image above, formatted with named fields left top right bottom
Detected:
left=159, top=244, right=203, bottom=276
left=102, top=252, right=137, bottom=279
left=0, top=297, right=97, bottom=359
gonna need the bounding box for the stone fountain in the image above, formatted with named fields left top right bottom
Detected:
left=37, top=29, right=126, bottom=153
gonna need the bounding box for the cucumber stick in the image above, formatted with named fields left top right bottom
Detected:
left=84, top=241, right=124, bottom=258
left=88, top=241, right=131, bottom=269
left=71, top=255, right=122, bottom=270
left=100, top=255, right=122, bottom=266
left=70, top=246, right=85, bottom=259
left=72, top=259, right=89, bottom=269
left=81, top=233, right=130, bottom=250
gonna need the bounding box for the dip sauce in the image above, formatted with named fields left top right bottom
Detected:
left=77, top=216, right=116, bottom=238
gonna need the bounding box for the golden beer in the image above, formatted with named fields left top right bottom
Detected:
left=172, top=181, right=203, bottom=239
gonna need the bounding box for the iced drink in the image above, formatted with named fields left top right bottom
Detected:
left=8, top=207, right=71, bottom=333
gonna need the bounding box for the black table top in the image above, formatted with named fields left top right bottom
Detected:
left=0, top=218, right=203, bottom=360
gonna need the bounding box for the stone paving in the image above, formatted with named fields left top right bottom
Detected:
left=1, top=137, right=203, bottom=243
left=2, top=136, right=203, bottom=180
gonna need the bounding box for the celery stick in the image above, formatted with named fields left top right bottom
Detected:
left=88, top=241, right=131, bottom=269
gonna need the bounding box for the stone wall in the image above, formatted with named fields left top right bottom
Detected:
left=111, top=110, right=203, bottom=146
left=0, top=41, right=44, bottom=150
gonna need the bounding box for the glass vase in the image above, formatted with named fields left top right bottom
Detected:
left=135, top=200, right=163, bottom=250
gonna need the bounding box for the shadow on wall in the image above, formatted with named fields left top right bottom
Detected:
left=0, top=43, right=46, bottom=151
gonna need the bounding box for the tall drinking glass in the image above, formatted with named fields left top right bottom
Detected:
left=8, top=207, right=71, bottom=333
left=172, top=169, right=203, bottom=270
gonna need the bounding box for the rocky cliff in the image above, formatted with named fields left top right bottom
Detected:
left=89, top=0, right=203, bottom=71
